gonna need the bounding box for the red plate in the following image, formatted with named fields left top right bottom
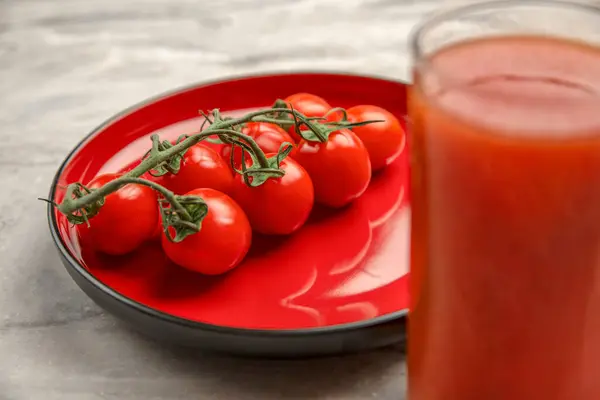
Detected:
left=48, top=73, right=409, bottom=356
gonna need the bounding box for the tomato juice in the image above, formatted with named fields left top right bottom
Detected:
left=408, top=35, right=600, bottom=399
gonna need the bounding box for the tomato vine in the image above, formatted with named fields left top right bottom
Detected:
left=43, top=103, right=379, bottom=242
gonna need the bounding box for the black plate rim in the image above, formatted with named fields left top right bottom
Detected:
left=46, top=71, right=410, bottom=339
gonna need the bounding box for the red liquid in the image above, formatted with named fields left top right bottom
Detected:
left=408, top=36, right=600, bottom=399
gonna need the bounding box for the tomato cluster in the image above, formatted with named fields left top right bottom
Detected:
left=79, top=93, right=405, bottom=276
left=284, top=93, right=405, bottom=207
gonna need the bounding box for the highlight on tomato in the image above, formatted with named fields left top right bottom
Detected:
left=284, top=93, right=332, bottom=142
left=153, top=144, right=233, bottom=196
left=78, top=173, right=158, bottom=255
left=329, top=105, right=405, bottom=171
left=221, top=122, right=295, bottom=170
left=293, top=128, right=371, bottom=208
left=50, top=103, right=386, bottom=270
left=232, top=154, right=314, bottom=235
left=161, top=188, right=252, bottom=275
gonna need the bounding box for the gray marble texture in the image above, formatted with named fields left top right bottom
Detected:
left=0, top=0, right=448, bottom=399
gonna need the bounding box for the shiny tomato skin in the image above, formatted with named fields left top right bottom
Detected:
left=79, top=173, right=158, bottom=255
left=154, top=144, right=233, bottom=195
left=161, top=188, right=252, bottom=275
left=293, top=129, right=371, bottom=208
left=221, top=122, right=295, bottom=170
left=329, top=105, right=405, bottom=171
left=284, top=93, right=332, bottom=142
left=232, top=155, right=314, bottom=235
left=151, top=207, right=164, bottom=239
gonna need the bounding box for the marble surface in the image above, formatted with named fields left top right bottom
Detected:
left=0, top=0, right=446, bottom=399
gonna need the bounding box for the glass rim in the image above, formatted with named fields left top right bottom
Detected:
left=409, top=0, right=600, bottom=60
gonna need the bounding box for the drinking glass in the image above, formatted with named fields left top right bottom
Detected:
left=408, top=1, right=600, bottom=399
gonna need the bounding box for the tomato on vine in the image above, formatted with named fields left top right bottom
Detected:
left=78, top=173, right=158, bottom=255
left=221, top=122, right=294, bottom=170
left=284, top=93, right=331, bottom=142
left=292, top=129, right=371, bottom=208
left=50, top=104, right=383, bottom=260
left=161, top=188, right=252, bottom=275
left=328, top=105, right=405, bottom=171
left=153, top=144, right=233, bottom=195
left=232, top=154, right=314, bottom=235
left=150, top=207, right=164, bottom=239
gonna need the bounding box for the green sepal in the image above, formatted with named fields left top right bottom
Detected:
left=159, top=195, right=208, bottom=243
left=147, top=138, right=190, bottom=178
left=61, top=184, right=105, bottom=225
left=239, top=142, right=293, bottom=187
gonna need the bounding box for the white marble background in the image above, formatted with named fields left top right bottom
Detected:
left=0, top=0, right=548, bottom=399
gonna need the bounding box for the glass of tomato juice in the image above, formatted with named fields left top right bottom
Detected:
left=407, top=1, right=600, bottom=399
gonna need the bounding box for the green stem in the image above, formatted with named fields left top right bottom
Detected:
left=210, top=129, right=272, bottom=169
left=55, top=107, right=347, bottom=219
left=253, top=117, right=296, bottom=125
left=58, top=177, right=193, bottom=223
left=123, top=108, right=305, bottom=180
left=303, top=121, right=328, bottom=143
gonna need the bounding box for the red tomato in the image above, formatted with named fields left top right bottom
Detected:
left=78, top=173, right=158, bottom=255
left=292, top=129, right=371, bottom=208
left=221, top=122, right=295, bottom=170
left=153, top=144, right=233, bottom=195
left=329, top=105, right=405, bottom=171
left=232, top=155, right=314, bottom=235
left=199, top=136, right=226, bottom=154
left=151, top=207, right=164, bottom=239
left=161, top=188, right=252, bottom=275
left=284, top=93, right=332, bottom=142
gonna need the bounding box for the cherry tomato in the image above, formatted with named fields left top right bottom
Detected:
left=329, top=105, right=405, bottom=171
left=161, top=188, right=252, bottom=275
left=221, top=122, right=295, bottom=170
left=78, top=173, right=158, bottom=255
left=151, top=207, right=164, bottom=239
left=284, top=93, right=332, bottom=142
left=232, top=155, right=314, bottom=235
left=199, top=136, right=226, bottom=155
left=292, top=129, right=371, bottom=208
left=153, top=144, right=233, bottom=195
